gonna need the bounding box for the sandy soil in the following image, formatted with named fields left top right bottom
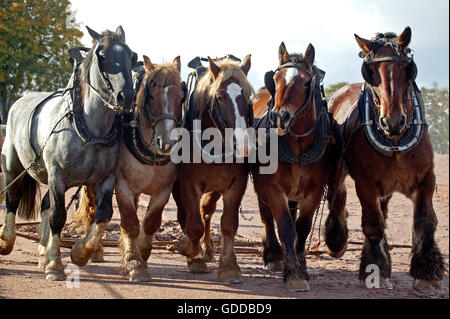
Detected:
left=0, top=155, right=448, bottom=299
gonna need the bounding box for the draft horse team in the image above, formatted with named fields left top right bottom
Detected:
left=0, top=25, right=444, bottom=294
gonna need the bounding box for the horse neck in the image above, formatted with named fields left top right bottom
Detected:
left=82, top=69, right=117, bottom=137
left=137, top=103, right=154, bottom=143
left=285, top=98, right=317, bottom=155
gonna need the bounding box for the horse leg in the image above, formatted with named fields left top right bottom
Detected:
left=71, top=175, right=114, bottom=267
left=379, top=195, right=392, bottom=220
left=267, top=189, right=308, bottom=291
left=114, top=179, right=150, bottom=282
left=0, top=180, right=22, bottom=255
left=293, top=191, right=324, bottom=290
left=45, top=173, right=68, bottom=281
left=217, top=179, right=246, bottom=283
left=324, top=162, right=349, bottom=258
left=200, top=191, right=221, bottom=262
left=177, top=184, right=204, bottom=270
left=410, top=170, right=445, bottom=294
left=172, top=179, right=186, bottom=231
left=138, top=189, right=172, bottom=263
left=38, top=191, right=50, bottom=268
left=258, top=196, right=283, bottom=272
left=356, top=182, right=392, bottom=289
left=289, top=200, right=298, bottom=221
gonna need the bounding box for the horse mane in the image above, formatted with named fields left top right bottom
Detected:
left=194, top=59, right=255, bottom=110
left=135, top=62, right=181, bottom=113
left=80, top=30, right=126, bottom=86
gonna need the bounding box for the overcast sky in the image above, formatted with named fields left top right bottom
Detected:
left=70, top=0, right=449, bottom=90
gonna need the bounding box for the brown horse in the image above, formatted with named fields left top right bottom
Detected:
left=251, top=42, right=332, bottom=291
left=173, top=55, right=254, bottom=283
left=71, top=55, right=185, bottom=281
left=324, top=27, right=445, bottom=293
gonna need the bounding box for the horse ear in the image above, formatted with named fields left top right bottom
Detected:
left=240, top=54, right=251, bottom=76
left=397, top=26, right=412, bottom=52
left=278, top=42, right=288, bottom=65
left=173, top=56, right=181, bottom=73
left=116, top=25, right=126, bottom=43
left=208, top=56, right=220, bottom=80
left=143, top=55, right=155, bottom=72
left=304, top=44, right=315, bottom=67
left=354, top=34, right=372, bottom=55
left=86, top=26, right=102, bottom=42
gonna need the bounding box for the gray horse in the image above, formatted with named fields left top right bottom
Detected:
left=0, top=26, right=137, bottom=281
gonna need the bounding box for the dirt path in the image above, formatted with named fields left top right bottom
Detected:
left=0, top=155, right=448, bottom=299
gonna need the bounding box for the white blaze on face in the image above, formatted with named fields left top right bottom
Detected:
left=162, top=86, right=173, bottom=132
left=284, top=68, right=298, bottom=85
left=227, top=82, right=249, bottom=157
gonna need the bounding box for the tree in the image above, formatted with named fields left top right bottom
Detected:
left=324, top=82, right=349, bottom=101
left=421, top=85, right=449, bottom=154
left=0, top=0, right=83, bottom=123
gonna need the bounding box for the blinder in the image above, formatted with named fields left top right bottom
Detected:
left=264, top=70, right=276, bottom=97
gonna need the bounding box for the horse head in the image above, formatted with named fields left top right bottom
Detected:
left=136, top=55, right=185, bottom=156
left=82, top=25, right=138, bottom=111
left=266, top=42, right=317, bottom=136
left=195, top=55, right=254, bottom=158
left=356, top=26, right=417, bottom=137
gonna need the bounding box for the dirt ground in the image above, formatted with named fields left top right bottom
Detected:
left=0, top=155, right=448, bottom=299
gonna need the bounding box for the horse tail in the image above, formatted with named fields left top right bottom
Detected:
left=17, top=173, right=39, bottom=221
left=70, top=185, right=96, bottom=233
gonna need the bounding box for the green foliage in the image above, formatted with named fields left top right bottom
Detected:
left=324, top=82, right=349, bottom=101
left=421, top=85, right=449, bottom=154
left=0, top=0, right=83, bottom=121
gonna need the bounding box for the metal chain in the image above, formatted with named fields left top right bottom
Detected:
left=306, top=184, right=328, bottom=252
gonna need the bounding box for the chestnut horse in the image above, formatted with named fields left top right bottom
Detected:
left=324, top=27, right=444, bottom=293
left=251, top=42, right=332, bottom=291
left=173, top=55, right=254, bottom=283
left=71, top=55, right=185, bottom=281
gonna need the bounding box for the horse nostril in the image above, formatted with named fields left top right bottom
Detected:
left=117, top=91, right=125, bottom=105
left=399, top=114, right=406, bottom=128
left=281, top=111, right=291, bottom=124
left=380, top=116, right=389, bottom=130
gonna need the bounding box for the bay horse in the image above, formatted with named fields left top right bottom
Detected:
left=251, top=42, right=332, bottom=291
left=0, top=26, right=137, bottom=281
left=324, top=27, right=445, bottom=293
left=173, top=55, right=254, bottom=283
left=71, top=55, right=185, bottom=281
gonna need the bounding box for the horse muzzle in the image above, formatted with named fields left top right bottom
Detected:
left=379, top=113, right=407, bottom=137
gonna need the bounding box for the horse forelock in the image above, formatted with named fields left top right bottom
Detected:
left=135, top=63, right=181, bottom=113
left=195, top=59, right=254, bottom=111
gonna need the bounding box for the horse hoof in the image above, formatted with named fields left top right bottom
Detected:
left=287, top=279, right=310, bottom=292
left=0, top=238, right=15, bottom=255
left=188, top=259, right=209, bottom=273
left=413, top=279, right=441, bottom=294
left=90, top=251, right=104, bottom=263
left=267, top=260, right=283, bottom=273
left=325, top=242, right=348, bottom=259
left=129, top=269, right=152, bottom=282
left=218, top=270, right=242, bottom=284
left=45, top=269, right=66, bottom=281
left=380, top=278, right=393, bottom=290
left=70, top=243, right=91, bottom=267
